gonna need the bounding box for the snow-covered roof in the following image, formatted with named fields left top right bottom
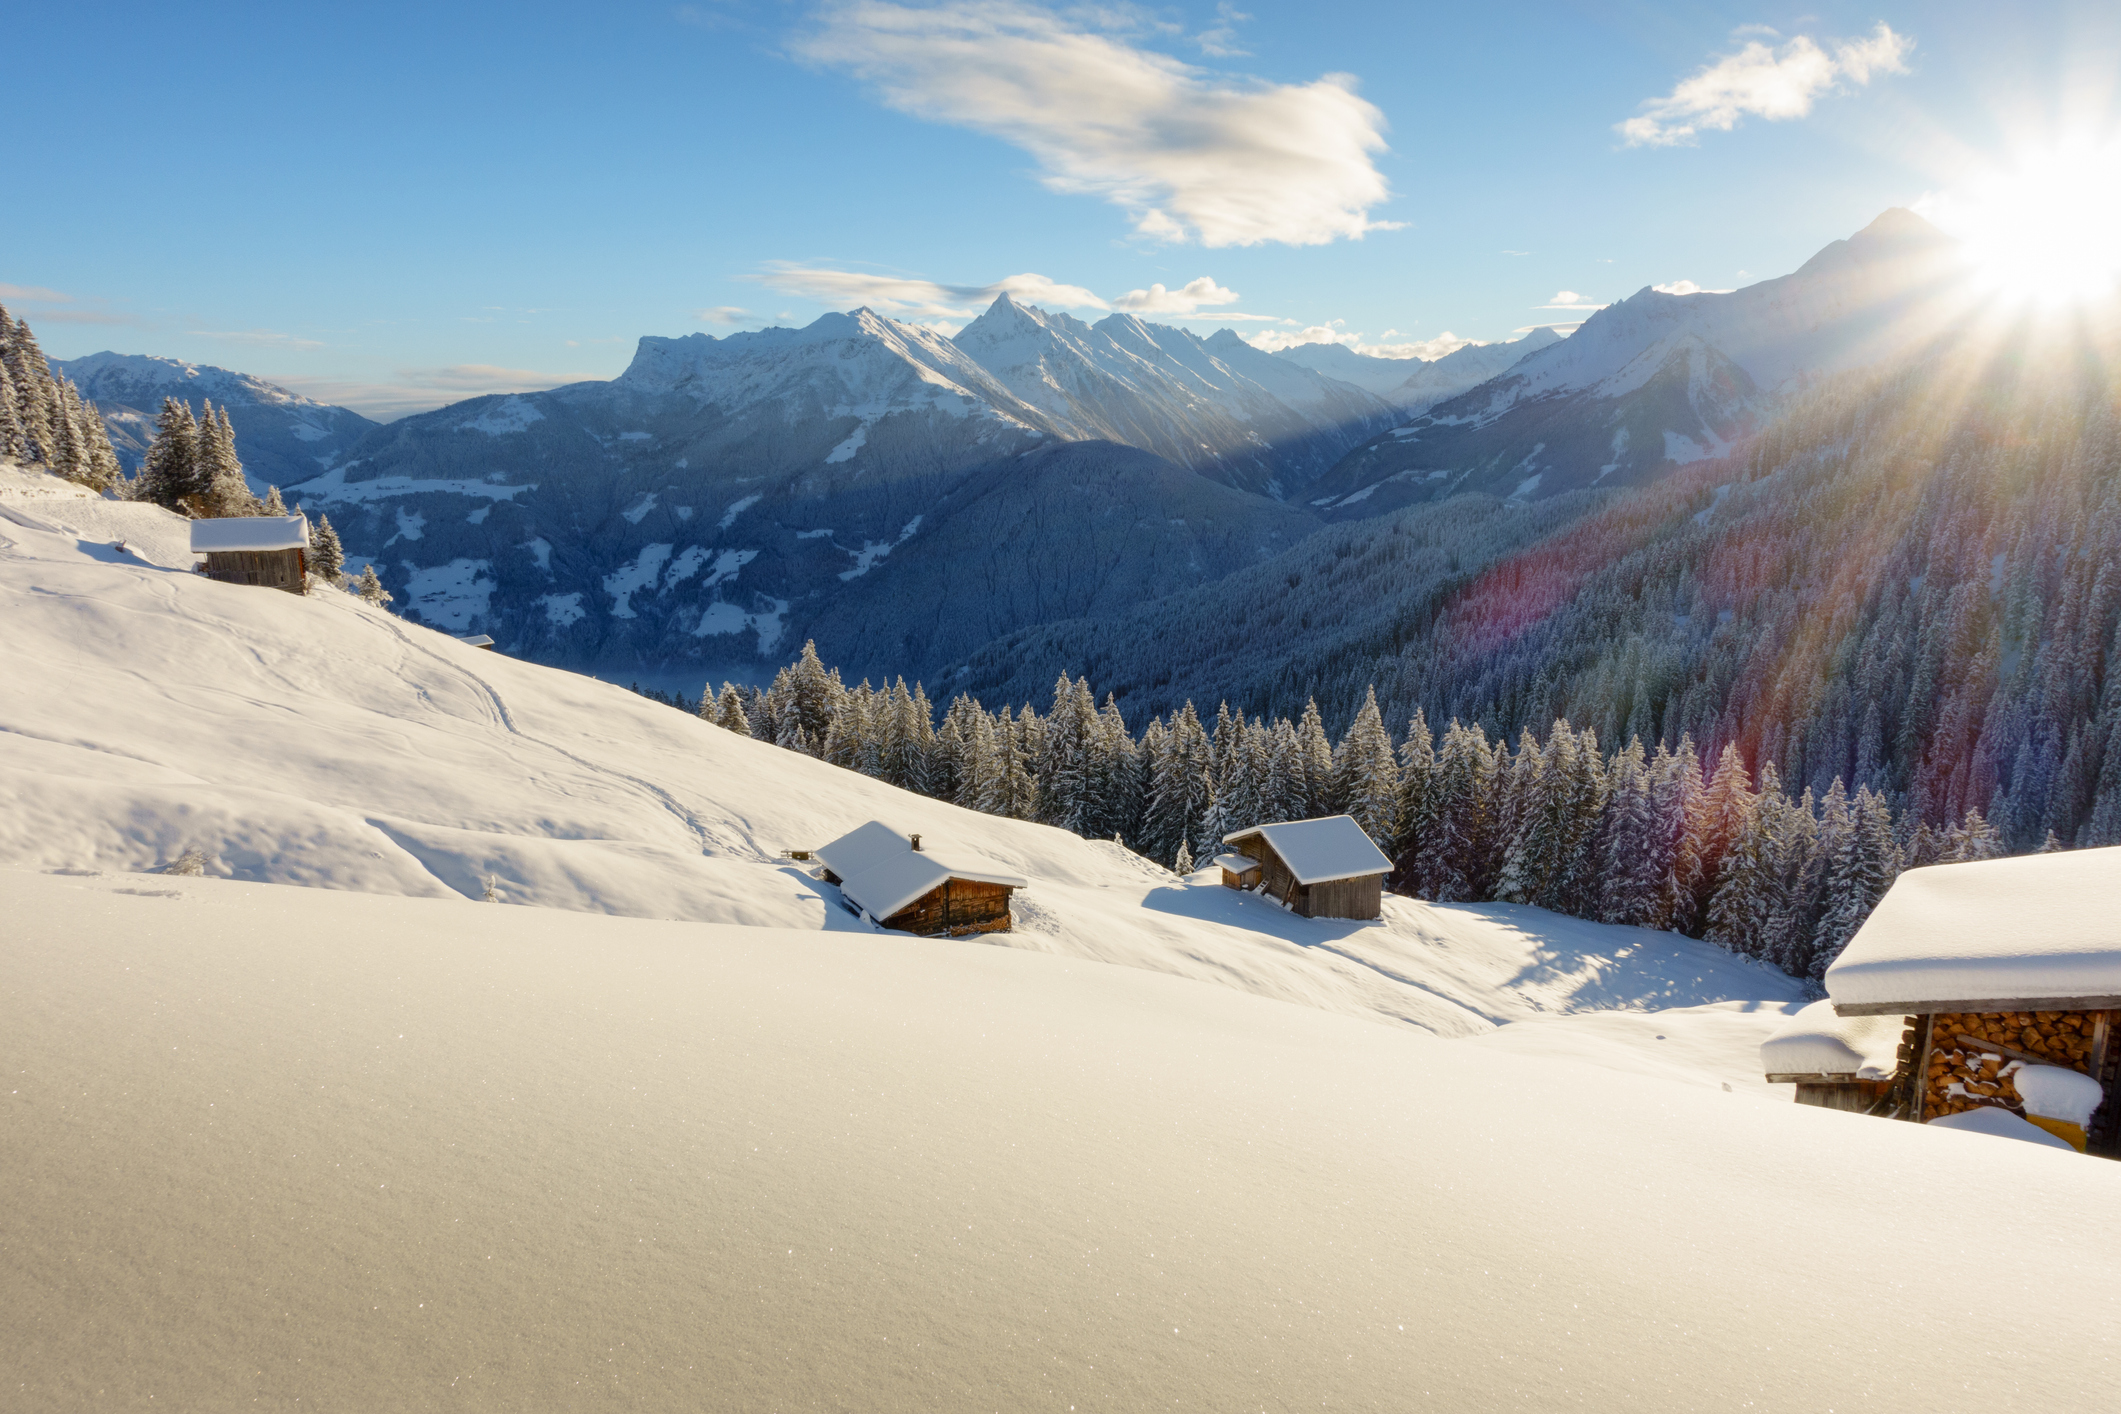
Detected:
left=189, top=514, right=309, bottom=553
left=1759, top=1000, right=1904, bottom=1079
left=1221, top=815, right=1391, bottom=885
left=840, top=852, right=952, bottom=921
left=819, top=820, right=1028, bottom=922
left=1824, top=848, right=2121, bottom=1015
left=815, top=821, right=915, bottom=882
left=1212, top=853, right=1260, bottom=875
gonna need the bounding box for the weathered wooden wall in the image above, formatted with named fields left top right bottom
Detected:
left=1793, top=1079, right=1895, bottom=1113
left=1305, top=874, right=1382, bottom=920
left=202, top=548, right=307, bottom=595
left=884, top=879, right=1015, bottom=937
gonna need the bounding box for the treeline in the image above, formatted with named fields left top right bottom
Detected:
left=0, top=305, right=124, bottom=489
left=944, top=330, right=2121, bottom=855
left=693, top=641, right=2021, bottom=983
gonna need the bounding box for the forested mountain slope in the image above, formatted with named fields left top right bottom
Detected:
left=941, top=311, right=2121, bottom=847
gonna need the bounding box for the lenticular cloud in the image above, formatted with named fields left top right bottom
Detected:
left=793, top=0, right=1398, bottom=247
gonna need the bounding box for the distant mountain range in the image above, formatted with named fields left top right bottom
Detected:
left=1271, top=327, right=1564, bottom=411
left=1303, top=209, right=1965, bottom=518
left=59, top=209, right=1989, bottom=705
left=54, top=352, right=377, bottom=492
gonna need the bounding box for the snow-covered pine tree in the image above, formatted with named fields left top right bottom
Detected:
left=261, top=486, right=287, bottom=516
left=1763, top=786, right=1822, bottom=977
left=1943, top=806, right=2006, bottom=861
left=824, top=681, right=871, bottom=769
left=139, top=398, right=202, bottom=512
left=1693, top=743, right=1756, bottom=919
left=1266, top=718, right=1306, bottom=824
left=1647, top=739, right=1707, bottom=932
left=0, top=359, right=27, bottom=462
left=1001, top=707, right=1041, bottom=820
left=194, top=402, right=258, bottom=517
left=1596, top=737, right=1658, bottom=925
left=1036, top=673, right=1094, bottom=832
left=962, top=703, right=1003, bottom=813
left=1811, top=784, right=1900, bottom=981
left=1143, top=702, right=1215, bottom=867
left=902, top=682, right=938, bottom=796
left=307, top=514, right=346, bottom=587
left=1551, top=724, right=1610, bottom=915
left=1173, top=839, right=1194, bottom=875
left=355, top=563, right=392, bottom=606
left=1427, top=720, right=1498, bottom=902
left=1329, top=687, right=1400, bottom=846
left=1295, top=699, right=1336, bottom=819
left=711, top=682, right=751, bottom=734
left=1704, top=775, right=1774, bottom=957
left=1392, top=708, right=1437, bottom=873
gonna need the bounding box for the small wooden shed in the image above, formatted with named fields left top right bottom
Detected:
left=191, top=514, right=310, bottom=595
left=813, top=821, right=1028, bottom=938
left=1219, top=815, right=1392, bottom=920
left=1769, top=847, right=2121, bottom=1155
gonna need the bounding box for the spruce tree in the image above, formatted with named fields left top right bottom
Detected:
left=308, top=514, right=346, bottom=587
left=1393, top=708, right=1438, bottom=875
left=1330, top=687, right=1400, bottom=846
left=1295, top=698, right=1336, bottom=818
left=713, top=682, right=752, bottom=734
left=261, top=485, right=287, bottom=516
left=139, top=398, right=202, bottom=512
left=355, top=563, right=392, bottom=606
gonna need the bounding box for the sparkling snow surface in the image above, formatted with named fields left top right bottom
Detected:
left=1927, top=1106, right=2079, bottom=1151
left=6, top=868, right=2118, bottom=1412
left=1824, top=849, right=2121, bottom=1009
left=1760, top=998, right=1906, bottom=1078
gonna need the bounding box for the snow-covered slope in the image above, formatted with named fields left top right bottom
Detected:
left=9, top=868, right=2116, bottom=1410
left=1273, top=326, right=1565, bottom=411
left=55, top=350, right=377, bottom=490
left=0, top=482, right=1798, bottom=1052
left=1308, top=209, right=1968, bottom=514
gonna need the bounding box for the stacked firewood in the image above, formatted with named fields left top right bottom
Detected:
left=1922, top=1011, right=2099, bottom=1120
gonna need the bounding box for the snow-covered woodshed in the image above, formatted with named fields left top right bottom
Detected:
left=190, top=515, right=309, bottom=595
left=1776, top=847, right=2121, bottom=1153
left=812, top=821, right=1028, bottom=937
left=1219, top=816, right=1391, bottom=920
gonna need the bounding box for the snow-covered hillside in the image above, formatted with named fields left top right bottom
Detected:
left=1, top=464, right=1798, bottom=1063
left=11, top=866, right=2117, bottom=1411
left=56, top=350, right=377, bottom=490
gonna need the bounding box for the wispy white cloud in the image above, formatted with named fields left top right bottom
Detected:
left=696, top=305, right=754, bottom=325
left=1651, top=279, right=1733, bottom=296
left=396, top=363, right=596, bottom=394
left=1618, top=22, right=1912, bottom=147
left=188, top=328, right=326, bottom=351
left=0, top=283, right=71, bottom=303
left=1243, top=320, right=1479, bottom=360
left=1193, top=1, right=1250, bottom=58
left=1534, top=291, right=1606, bottom=311
left=2, top=283, right=138, bottom=325
left=267, top=365, right=602, bottom=423
left=1111, top=277, right=1237, bottom=314
left=756, top=265, right=1109, bottom=319
left=792, top=1, right=1398, bottom=246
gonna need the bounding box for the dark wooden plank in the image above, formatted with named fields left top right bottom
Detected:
left=1833, top=996, right=2121, bottom=1017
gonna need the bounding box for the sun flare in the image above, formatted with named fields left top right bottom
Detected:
left=1927, top=139, right=2121, bottom=306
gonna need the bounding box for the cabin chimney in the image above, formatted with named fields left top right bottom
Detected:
left=909, top=833, right=922, bottom=852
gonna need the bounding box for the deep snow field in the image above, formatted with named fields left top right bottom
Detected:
left=6, top=465, right=2118, bottom=1409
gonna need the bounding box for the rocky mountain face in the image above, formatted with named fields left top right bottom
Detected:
left=55, top=352, right=376, bottom=492
left=1271, top=326, right=1564, bottom=411
left=1303, top=209, right=1967, bottom=518
left=286, top=302, right=1352, bottom=688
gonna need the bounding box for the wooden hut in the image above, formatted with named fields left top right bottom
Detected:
left=1766, top=847, right=2121, bottom=1155
left=1218, top=815, right=1391, bottom=920
left=191, top=515, right=310, bottom=595
left=812, top=821, right=1028, bottom=938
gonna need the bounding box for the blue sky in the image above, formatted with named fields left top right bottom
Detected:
left=6, top=0, right=2115, bottom=418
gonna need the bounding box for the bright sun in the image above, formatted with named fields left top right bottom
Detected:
left=1929, top=139, right=2121, bottom=306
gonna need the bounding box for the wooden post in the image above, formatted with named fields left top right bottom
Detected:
left=1904, top=1013, right=1935, bottom=1123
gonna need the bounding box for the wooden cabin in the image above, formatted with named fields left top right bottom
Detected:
left=1766, top=847, right=2121, bottom=1155
left=190, top=514, right=310, bottom=595
left=1219, top=815, right=1392, bottom=920
left=812, top=821, right=1028, bottom=938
